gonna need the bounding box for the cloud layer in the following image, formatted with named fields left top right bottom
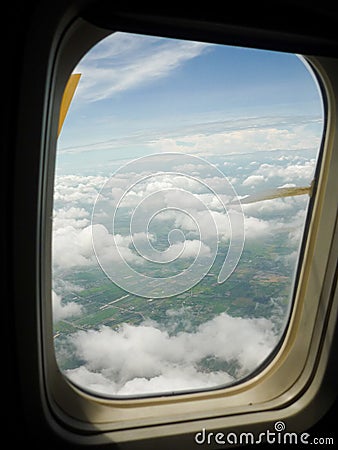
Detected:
left=65, top=312, right=277, bottom=396
left=52, top=150, right=317, bottom=396
left=52, top=152, right=313, bottom=273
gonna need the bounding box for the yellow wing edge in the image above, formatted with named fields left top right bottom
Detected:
left=58, top=73, right=81, bottom=137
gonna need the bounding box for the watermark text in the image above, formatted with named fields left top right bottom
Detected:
left=194, top=421, right=334, bottom=446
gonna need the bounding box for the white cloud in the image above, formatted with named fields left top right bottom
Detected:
left=242, top=196, right=306, bottom=216
left=52, top=207, right=132, bottom=269
left=244, top=216, right=272, bottom=240
left=54, top=174, right=107, bottom=205
left=65, top=312, right=277, bottom=396
left=242, top=174, right=266, bottom=187
left=52, top=290, right=83, bottom=322
left=255, top=160, right=316, bottom=183
left=53, top=224, right=94, bottom=269
left=53, top=206, right=90, bottom=230
left=180, top=239, right=212, bottom=259
left=147, top=123, right=322, bottom=156
left=287, top=209, right=307, bottom=245
left=75, top=33, right=210, bottom=102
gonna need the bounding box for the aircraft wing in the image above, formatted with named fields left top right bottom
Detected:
left=240, top=183, right=313, bottom=204
left=58, top=73, right=81, bottom=137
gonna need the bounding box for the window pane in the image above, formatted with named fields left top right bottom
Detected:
left=53, top=32, right=323, bottom=397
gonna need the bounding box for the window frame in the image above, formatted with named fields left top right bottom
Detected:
left=13, top=4, right=338, bottom=448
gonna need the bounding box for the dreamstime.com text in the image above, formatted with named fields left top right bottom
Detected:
left=194, top=421, right=334, bottom=446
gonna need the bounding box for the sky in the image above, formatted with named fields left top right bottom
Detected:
left=56, top=31, right=324, bottom=174
left=52, top=31, right=325, bottom=396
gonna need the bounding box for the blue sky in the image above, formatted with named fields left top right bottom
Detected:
left=56, top=32, right=324, bottom=174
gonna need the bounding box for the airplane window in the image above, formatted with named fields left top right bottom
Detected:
left=52, top=32, right=324, bottom=397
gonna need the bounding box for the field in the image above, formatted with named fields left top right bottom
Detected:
left=54, top=232, right=294, bottom=370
